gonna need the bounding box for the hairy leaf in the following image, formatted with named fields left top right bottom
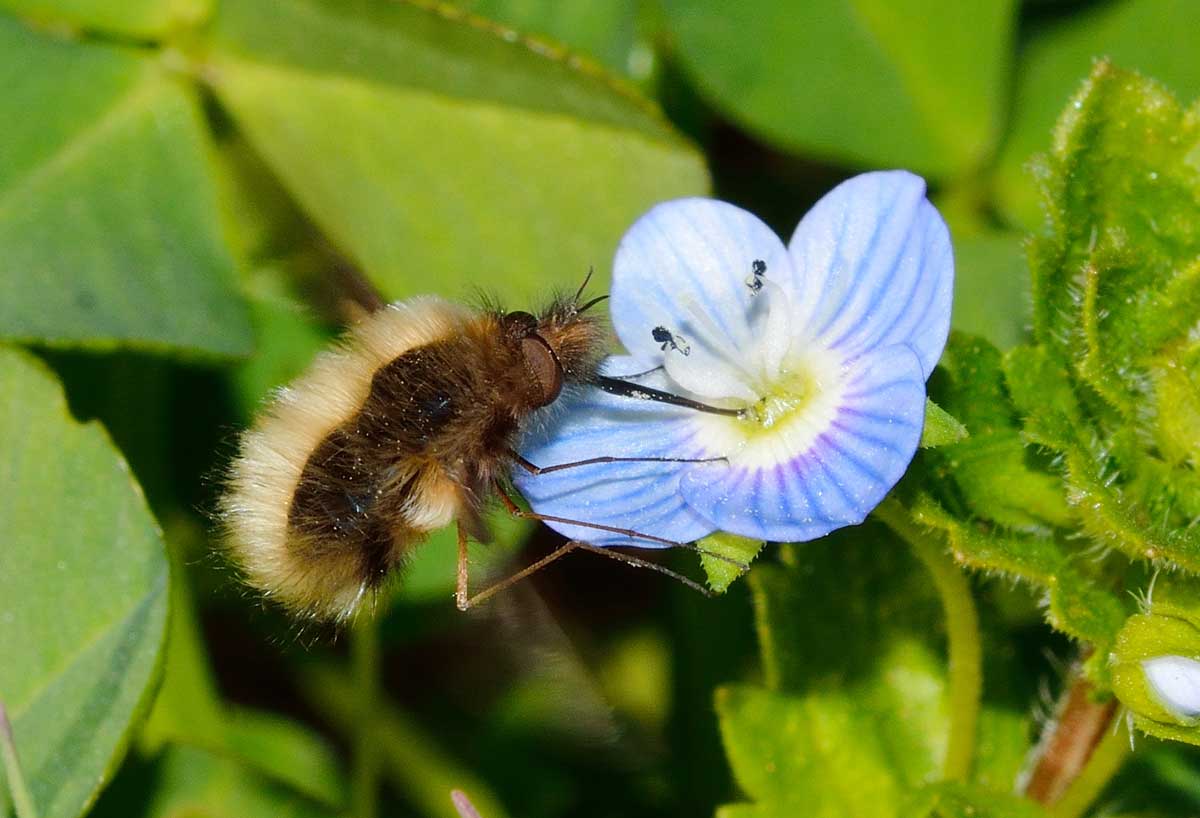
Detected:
left=698, top=532, right=765, bottom=594
left=921, top=399, right=969, bottom=449
left=993, top=0, right=1200, bottom=227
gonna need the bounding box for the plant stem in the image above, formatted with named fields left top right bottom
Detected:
left=875, top=498, right=982, bottom=781
left=1024, top=673, right=1116, bottom=806
left=0, top=700, right=38, bottom=818
left=351, top=616, right=381, bottom=818
left=1048, top=711, right=1131, bottom=818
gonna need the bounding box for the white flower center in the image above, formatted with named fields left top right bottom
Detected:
left=654, top=274, right=848, bottom=468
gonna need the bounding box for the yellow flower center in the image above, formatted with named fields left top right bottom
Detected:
left=693, top=349, right=846, bottom=469
left=741, top=367, right=815, bottom=435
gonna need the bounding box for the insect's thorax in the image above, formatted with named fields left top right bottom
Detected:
left=286, top=326, right=529, bottom=559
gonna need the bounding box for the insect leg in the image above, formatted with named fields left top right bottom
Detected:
left=455, top=521, right=470, bottom=612
left=509, top=450, right=726, bottom=476
left=458, top=534, right=714, bottom=608
left=459, top=541, right=581, bottom=609
left=493, top=482, right=748, bottom=573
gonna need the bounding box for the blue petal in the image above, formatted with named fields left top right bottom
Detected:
left=513, top=357, right=715, bottom=547
left=678, top=344, right=925, bottom=541
left=609, top=198, right=798, bottom=369
left=787, top=171, right=953, bottom=378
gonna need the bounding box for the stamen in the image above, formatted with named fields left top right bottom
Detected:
left=678, top=296, right=761, bottom=388
left=746, top=258, right=767, bottom=293
left=651, top=326, right=691, bottom=356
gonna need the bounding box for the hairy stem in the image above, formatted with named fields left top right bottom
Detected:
left=875, top=498, right=982, bottom=781
left=351, top=616, right=382, bottom=818
left=1024, top=672, right=1128, bottom=816
left=1048, top=709, right=1130, bottom=818
left=0, top=700, right=38, bottom=818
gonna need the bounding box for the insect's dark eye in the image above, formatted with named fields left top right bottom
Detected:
left=521, top=334, right=564, bottom=408
left=503, top=310, right=539, bottom=337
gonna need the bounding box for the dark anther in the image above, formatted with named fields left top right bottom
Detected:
left=651, top=326, right=690, bottom=356
left=747, top=259, right=767, bottom=293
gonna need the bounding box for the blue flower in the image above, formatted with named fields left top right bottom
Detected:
left=515, top=171, right=953, bottom=546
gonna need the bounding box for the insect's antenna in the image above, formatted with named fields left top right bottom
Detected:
left=577, top=294, right=609, bottom=315
left=573, top=266, right=595, bottom=304
left=595, top=375, right=745, bottom=418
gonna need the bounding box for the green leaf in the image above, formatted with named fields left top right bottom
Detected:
left=717, top=533, right=949, bottom=816
left=993, top=0, right=1200, bottom=227
left=661, top=0, right=1015, bottom=177
left=301, top=665, right=513, bottom=818
left=1004, top=67, right=1200, bottom=573
left=0, top=0, right=208, bottom=38
left=141, top=534, right=227, bottom=755
left=144, top=746, right=336, bottom=818
left=920, top=398, right=968, bottom=449
left=902, top=781, right=1050, bottom=817
left=203, top=0, right=708, bottom=304
left=927, top=334, right=1072, bottom=530
left=716, top=683, right=914, bottom=818
left=698, top=532, right=764, bottom=594
left=447, top=0, right=640, bottom=78
left=0, top=19, right=252, bottom=356
left=223, top=709, right=346, bottom=810
left=0, top=346, right=169, bottom=818
left=910, top=495, right=1126, bottom=684
left=228, top=271, right=333, bottom=424
left=1031, top=61, right=1200, bottom=414
left=950, top=231, right=1030, bottom=351
left=1000, top=344, right=1080, bottom=450
left=141, top=530, right=347, bottom=808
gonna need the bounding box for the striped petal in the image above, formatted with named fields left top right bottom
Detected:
left=678, top=344, right=926, bottom=541
left=787, top=171, right=953, bottom=378
left=609, top=198, right=798, bottom=400
left=513, top=357, right=715, bottom=547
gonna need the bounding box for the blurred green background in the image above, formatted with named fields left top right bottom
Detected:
left=3, top=1, right=1200, bottom=817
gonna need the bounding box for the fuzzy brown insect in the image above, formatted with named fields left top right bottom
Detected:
left=220, top=284, right=732, bottom=621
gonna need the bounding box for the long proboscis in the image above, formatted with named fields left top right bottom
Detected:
left=594, top=375, right=745, bottom=417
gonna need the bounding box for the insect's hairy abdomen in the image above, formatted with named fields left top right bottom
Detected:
left=285, top=335, right=506, bottom=595
left=221, top=297, right=473, bottom=620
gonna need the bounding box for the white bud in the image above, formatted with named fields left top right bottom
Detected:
left=1142, top=655, right=1200, bottom=722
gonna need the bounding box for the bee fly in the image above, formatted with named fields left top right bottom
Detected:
left=220, top=274, right=744, bottom=621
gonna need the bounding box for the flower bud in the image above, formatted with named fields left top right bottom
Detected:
left=1111, top=578, right=1200, bottom=744
left=1141, top=656, right=1200, bottom=723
